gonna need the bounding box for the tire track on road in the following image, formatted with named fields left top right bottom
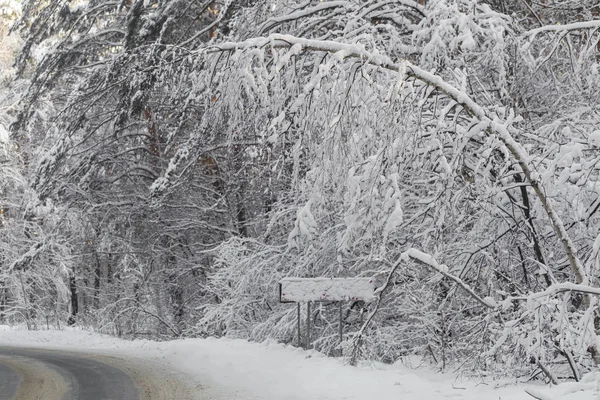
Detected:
left=0, top=353, right=68, bottom=400
left=0, top=347, right=203, bottom=400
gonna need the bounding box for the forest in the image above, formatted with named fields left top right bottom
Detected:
left=1, top=0, right=600, bottom=383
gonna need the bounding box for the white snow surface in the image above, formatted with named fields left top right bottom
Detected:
left=0, top=326, right=597, bottom=400
left=0, top=124, right=9, bottom=143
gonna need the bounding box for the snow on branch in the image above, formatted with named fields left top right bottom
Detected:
left=404, top=248, right=600, bottom=307
left=204, top=34, right=496, bottom=123
left=207, top=34, right=398, bottom=66
left=516, top=282, right=600, bottom=300
left=259, top=0, right=427, bottom=35
left=402, top=248, right=497, bottom=309
left=8, top=241, right=45, bottom=271
left=259, top=1, right=351, bottom=34
left=525, top=20, right=600, bottom=37
left=358, top=0, right=428, bottom=17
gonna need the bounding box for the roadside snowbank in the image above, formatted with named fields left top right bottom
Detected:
left=0, top=326, right=596, bottom=400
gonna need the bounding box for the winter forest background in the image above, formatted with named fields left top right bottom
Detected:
left=1, top=0, right=600, bottom=383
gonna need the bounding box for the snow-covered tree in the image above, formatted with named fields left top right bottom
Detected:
left=6, top=0, right=600, bottom=381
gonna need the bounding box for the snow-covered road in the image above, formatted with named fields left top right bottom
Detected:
left=0, top=326, right=596, bottom=400
left=0, top=346, right=200, bottom=400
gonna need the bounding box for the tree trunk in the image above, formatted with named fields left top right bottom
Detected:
left=68, top=270, right=78, bottom=325
left=94, top=251, right=101, bottom=309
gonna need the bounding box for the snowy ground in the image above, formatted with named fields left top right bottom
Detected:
left=0, top=326, right=597, bottom=400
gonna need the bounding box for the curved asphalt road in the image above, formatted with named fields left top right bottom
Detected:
left=0, top=357, right=20, bottom=400
left=0, top=347, right=194, bottom=400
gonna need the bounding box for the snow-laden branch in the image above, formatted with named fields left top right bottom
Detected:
left=207, top=34, right=398, bottom=66
left=8, top=241, right=45, bottom=271
left=525, top=20, right=600, bottom=36
left=202, top=33, right=588, bottom=287
left=259, top=0, right=427, bottom=34
left=357, top=0, right=428, bottom=17
left=515, top=282, right=600, bottom=300
left=259, top=1, right=351, bottom=34
left=404, top=249, right=600, bottom=310
left=402, top=248, right=497, bottom=309
left=404, top=248, right=600, bottom=308
left=351, top=248, right=599, bottom=365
